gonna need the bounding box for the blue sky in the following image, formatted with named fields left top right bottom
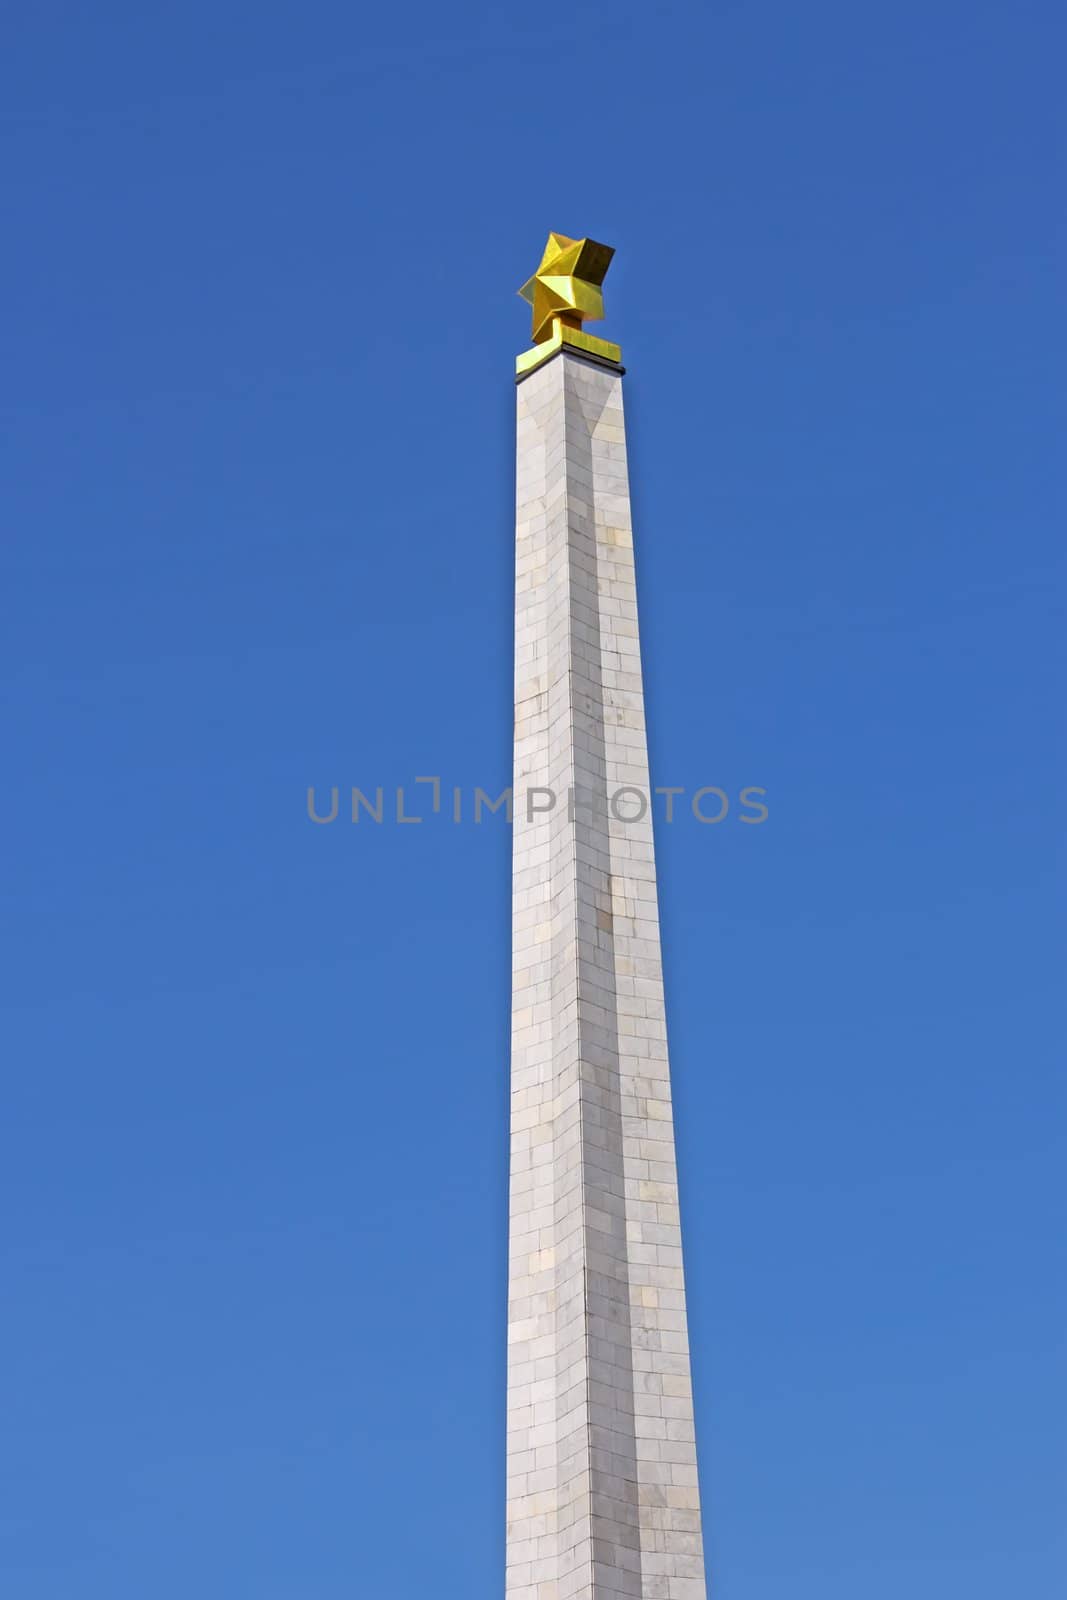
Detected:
left=2, top=2, right=1064, bottom=1595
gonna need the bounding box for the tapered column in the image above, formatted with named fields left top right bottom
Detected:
left=507, top=347, right=707, bottom=1600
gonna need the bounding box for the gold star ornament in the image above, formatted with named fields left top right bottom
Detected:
left=516, top=232, right=622, bottom=378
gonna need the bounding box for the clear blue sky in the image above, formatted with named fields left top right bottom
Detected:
left=2, top=3, right=1063, bottom=1595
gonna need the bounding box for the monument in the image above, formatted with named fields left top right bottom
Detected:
left=507, top=235, right=708, bottom=1599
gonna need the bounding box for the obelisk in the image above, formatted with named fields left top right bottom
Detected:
left=507, top=235, right=708, bottom=1600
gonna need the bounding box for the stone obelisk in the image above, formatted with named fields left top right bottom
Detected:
left=507, top=235, right=707, bottom=1600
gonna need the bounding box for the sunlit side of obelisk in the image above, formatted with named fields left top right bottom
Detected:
left=507, top=235, right=708, bottom=1600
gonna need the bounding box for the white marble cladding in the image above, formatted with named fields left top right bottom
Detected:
left=507, top=350, right=707, bottom=1600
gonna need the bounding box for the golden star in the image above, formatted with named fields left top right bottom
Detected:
left=518, top=232, right=615, bottom=345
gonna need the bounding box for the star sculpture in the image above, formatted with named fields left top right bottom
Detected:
left=518, top=232, right=615, bottom=345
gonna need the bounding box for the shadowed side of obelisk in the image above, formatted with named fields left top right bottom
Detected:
left=577, top=365, right=707, bottom=1597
